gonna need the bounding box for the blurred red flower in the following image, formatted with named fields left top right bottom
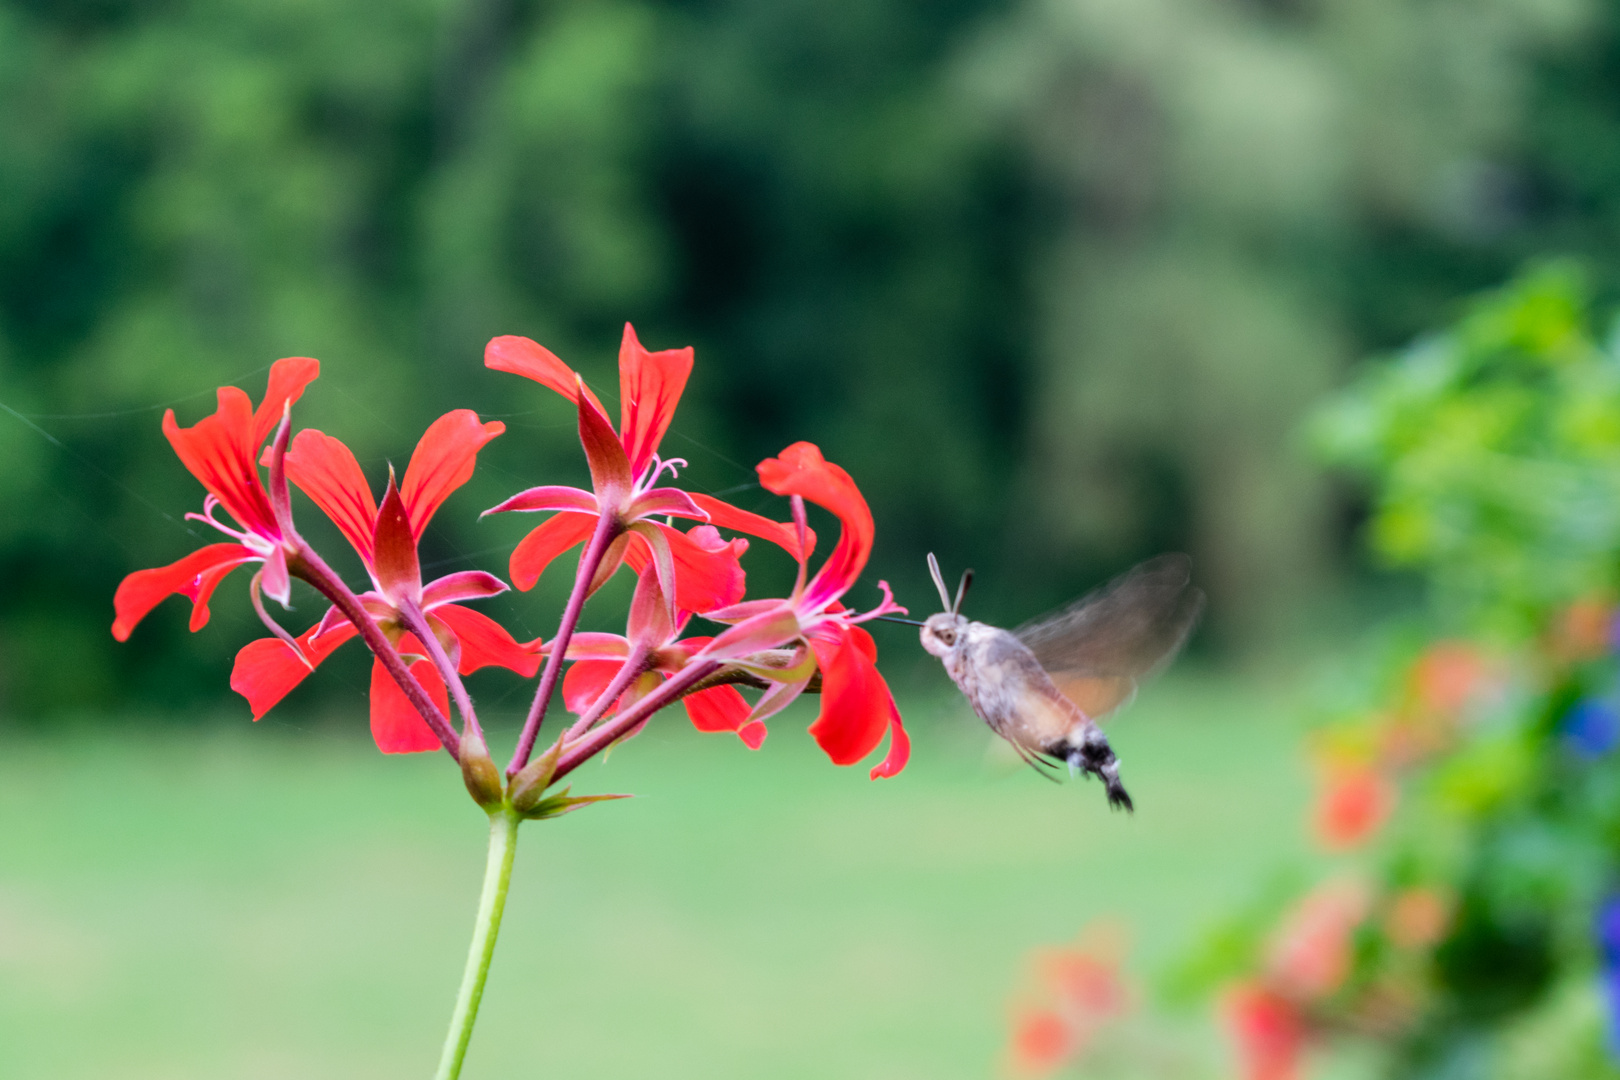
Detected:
left=1008, top=1008, right=1076, bottom=1076
left=1266, top=879, right=1370, bottom=1000
left=1224, top=982, right=1306, bottom=1080
left=1312, top=761, right=1396, bottom=851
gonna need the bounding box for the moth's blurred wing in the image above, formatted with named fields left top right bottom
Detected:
left=1047, top=674, right=1137, bottom=718
left=1016, top=554, right=1204, bottom=717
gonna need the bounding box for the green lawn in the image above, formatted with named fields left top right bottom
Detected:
left=0, top=672, right=1324, bottom=1079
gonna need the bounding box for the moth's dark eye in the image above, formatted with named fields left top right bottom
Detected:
left=937, top=627, right=956, bottom=646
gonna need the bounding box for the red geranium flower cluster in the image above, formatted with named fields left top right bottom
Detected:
left=113, top=325, right=910, bottom=797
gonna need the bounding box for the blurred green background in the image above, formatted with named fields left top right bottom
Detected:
left=14, top=0, right=1620, bottom=715
left=8, top=0, right=1620, bottom=1076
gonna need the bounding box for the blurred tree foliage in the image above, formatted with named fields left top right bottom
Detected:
left=1, top=0, right=1618, bottom=717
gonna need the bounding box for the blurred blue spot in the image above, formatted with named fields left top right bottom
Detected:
left=1562, top=698, right=1620, bottom=758
left=1599, top=897, right=1620, bottom=1058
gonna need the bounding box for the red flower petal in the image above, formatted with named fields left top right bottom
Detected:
left=421, top=570, right=508, bottom=608
left=757, top=443, right=872, bottom=608
left=432, top=603, right=545, bottom=677
left=368, top=653, right=448, bottom=754
left=869, top=707, right=911, bottom=780
left=372, top=474, right=421, bottom=604
left=701, top=605, right=802, bottom=660
left=576, top=380, right=634, bottom=501
left=625, top=486, right=707, bottom=521
left=683, top=684, right=753, bottom=737
left=485, top=485, right=599, bottom=516
left=284, top=429, right=378, bottom=564
left=508, top=511, right=598, bottom=591
left=623, top=522, right=747, bottom=615
left=807, top=626, right=905, bottom=774
left=563, top=659, right=626, bottom=715
left=617, top=323, right=694, bottom=477
left=230, top=619, right=358, bottom=719
left=689, top=493, right=815, bottom=562
left=401, top=410, right=505, bottom=537
left=250, top=356, right=321, bottom=448
left=737, top=720, right=768, bottom=749
left=112, top=542, right=258, bottom=641
left=563, top=632, right=632, bottom=660
left=485, top=334, right=611, bottom=420
left=625, top=561, right=675, bottom=648
left=164, top=388, right=279, bottom=539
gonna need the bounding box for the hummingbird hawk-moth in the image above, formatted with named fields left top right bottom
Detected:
left=917, top=553, right=1204, bottom=811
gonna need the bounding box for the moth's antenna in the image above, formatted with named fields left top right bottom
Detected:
left=953, top=569, right=973, bottom=615
left=927, top=553, right=952, bottom=611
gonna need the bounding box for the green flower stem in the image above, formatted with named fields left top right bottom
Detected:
left=435, top=805, right=521, bottom=1080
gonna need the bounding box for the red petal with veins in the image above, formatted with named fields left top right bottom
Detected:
left=564, top=659, right=626, bottom=715
left=738, top=720, right=768, bottom=749
left=689, top=493, right=815, bottom=562
left=683, top=684, right=752, bottom=735
left=432, top=603, right=545, bottom=677
left=618, top=323, right=694, bottom=477
left=112, top=542, right=257, bottom=641
left=807, top=626, right=906, bottom=775
left=401, top=410, right=505, bottom=537
left=372, top=476, right=421, bottom=604
left=485, top=485, right=599, bottom=516
left=508, top=511, right=597, bottom=591
left=164, top=388, right=279, bottom=538
left=249, top=357, right=321, bottom=448
left=757, top=443, right=873, bottom=608
left=230, top=619, right=358, bottom=719
left=369, top=653, right=447, bottom=754
left=421, top=570, right=508, bottom=608
left=624, top=522, right=746, bottom=616
left=284, top=429, right=378, bottom=565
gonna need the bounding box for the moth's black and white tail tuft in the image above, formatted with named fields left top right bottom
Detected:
left=1064, top=726, right=1134, bottom=813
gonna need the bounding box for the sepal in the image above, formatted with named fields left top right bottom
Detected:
left=459, top=730, right=504, bottom=809
left=519, top=786, right=632, bottom=821
left=508, top=736, right=566, bottom=813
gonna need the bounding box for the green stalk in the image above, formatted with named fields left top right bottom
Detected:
left=435, top=805, right=521, bottom=1080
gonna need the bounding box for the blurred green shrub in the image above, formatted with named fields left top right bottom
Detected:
left=1171, top=267, right=1620, bottom=1080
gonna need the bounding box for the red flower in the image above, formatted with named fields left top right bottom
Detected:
left=1223, top=982, right=1306, bottom=1080
left=229, top=411, right=541, bottom=753
left=483, top=324, right=752, bottom=615
left=561, top=562, right=763, bottom=748
left=1312, top=761, right=1396, bottom=851
left=1266, top=879, right=1370, bottom=1000
left=698, top=442, right=909, bottom=778
left=112, top=357, right=320, bottom=641
left=1008, top=1007, right=1076, bottom=1076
